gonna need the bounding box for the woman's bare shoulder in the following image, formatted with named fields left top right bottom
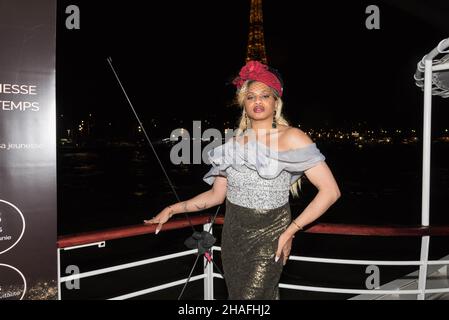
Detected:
left=281, top=126, right=314, bottom=149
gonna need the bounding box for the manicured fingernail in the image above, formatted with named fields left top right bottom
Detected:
left=155, top=229, right=159, bottom=235
left=275, top=256, right=279, bottom=262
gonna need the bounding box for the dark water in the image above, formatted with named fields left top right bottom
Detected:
left=57, top=141, right=449, bottom=299
left=58, top=141, right=449, bottom=233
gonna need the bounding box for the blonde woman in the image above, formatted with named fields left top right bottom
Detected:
left=145, top=60, right=341, bottom=300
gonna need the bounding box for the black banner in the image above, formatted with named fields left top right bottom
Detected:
left=0, top=0, right=57, bottom=300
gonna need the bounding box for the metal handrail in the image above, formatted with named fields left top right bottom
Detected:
left=57, top=215, right=449, bottom=300
left=58, top=214, right=449, bottom=248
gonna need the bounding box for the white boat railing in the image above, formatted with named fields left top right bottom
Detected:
left=57, top=217, right=449, bottom=300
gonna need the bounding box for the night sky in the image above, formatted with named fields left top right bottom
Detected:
left=56, top=0, right=449, bottom=137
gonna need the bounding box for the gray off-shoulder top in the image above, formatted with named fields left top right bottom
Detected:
left=203, top=136, right=326, bottom=209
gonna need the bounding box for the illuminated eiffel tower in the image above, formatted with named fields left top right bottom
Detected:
left=246, top=0, right=268, bottom=64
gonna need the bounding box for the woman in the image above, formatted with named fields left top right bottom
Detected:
left=144, top=60, right=341, bottom=300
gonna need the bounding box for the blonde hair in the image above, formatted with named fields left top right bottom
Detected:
left=234, top=80, right=302, bottom=198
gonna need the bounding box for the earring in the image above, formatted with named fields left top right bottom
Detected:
left=272, top=110, right=277, bottom=129
left=245, top=112, right=248, bottom=129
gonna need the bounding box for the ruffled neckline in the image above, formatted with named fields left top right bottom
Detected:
left=203, top=136, right=325, bottom=185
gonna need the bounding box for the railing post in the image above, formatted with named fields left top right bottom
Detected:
left=57, top=248, right=62, bottom=300
left=203, top=222, right=214, bottom=300
left=422, top=59, right=433, bottom=227
left=417, top=57, right=433, bottom=301
left=417, top=236, right=430, bottom=300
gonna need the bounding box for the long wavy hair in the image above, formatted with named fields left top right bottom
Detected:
left=234, top=80, right=302, bottom=198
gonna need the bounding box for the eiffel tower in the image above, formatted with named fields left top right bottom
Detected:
left=246, top=0, right=268, bottom=64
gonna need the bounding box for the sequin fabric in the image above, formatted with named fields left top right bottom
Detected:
left=221, top=199, right=291, bottom=300
left=226, top=165, right=291, bottom=209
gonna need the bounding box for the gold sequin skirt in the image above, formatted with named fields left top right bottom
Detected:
left=221, top=199, right=291, bottom=300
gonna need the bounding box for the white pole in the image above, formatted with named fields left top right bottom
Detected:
left=421, top=59, right=433, bottom=227
left=417, top=59, right=433, bottom=300
left=417, top=236, right=430, bottom=300
left=203, top=223, right=214, bottom=300
left=57, top=248, right=62, bottom=300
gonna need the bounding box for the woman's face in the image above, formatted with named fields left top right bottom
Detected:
left=244, top=81, right=277, bottom=121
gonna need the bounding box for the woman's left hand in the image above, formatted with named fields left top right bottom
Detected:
left=275, top=231, right=295, bottom=266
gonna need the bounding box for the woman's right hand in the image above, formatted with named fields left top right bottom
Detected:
left=143, top=207, right=174, bottom=234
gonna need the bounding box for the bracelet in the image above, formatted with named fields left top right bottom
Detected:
left=292, top=220, right=303, bottom=230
